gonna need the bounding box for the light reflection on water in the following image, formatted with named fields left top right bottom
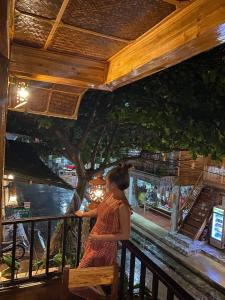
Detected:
left=16, top=182, right=74, bottom=217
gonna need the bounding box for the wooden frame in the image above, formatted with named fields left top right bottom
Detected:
left=0, top=0, right=10, bottom=246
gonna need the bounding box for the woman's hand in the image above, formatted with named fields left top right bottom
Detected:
left=74, top=210, right=83, bottom=217
left=88, top=234, right=101, bottom=241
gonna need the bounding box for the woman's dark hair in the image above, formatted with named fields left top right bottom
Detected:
left=107, top=163, right=132, bottom=190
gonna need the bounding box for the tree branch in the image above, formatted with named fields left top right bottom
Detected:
left=78, top=94, right=102, bottom=151
left=90, top=156, right=142, bottom=178
left=90, top=125, right=107, bottom=169
left=102, top=123, right=119, bottom=165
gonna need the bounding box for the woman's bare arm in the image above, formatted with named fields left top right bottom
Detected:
left=75, top=208, right=98, bottom=218
left=89, top=204, right=130, bottom=241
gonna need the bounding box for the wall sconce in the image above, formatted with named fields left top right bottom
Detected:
left=15, top=81, right=29, bottom=109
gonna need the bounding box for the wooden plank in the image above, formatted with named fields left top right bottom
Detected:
left=44, top=0, right=70, bottom=50
left=106, top=0, right=225, bottom=89
left=68, top=266, right=115, bottom=288
left=10, top=44, right=107, bottom=88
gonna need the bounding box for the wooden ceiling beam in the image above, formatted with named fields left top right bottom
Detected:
left=59, top=22, right=132, bottom=44
left=44, top=0, right=70, bottom=50
left=9, top=44, right=107, bottom=89
left=163, top=0, right=193, bottom=9
left=106, top=0, right=225, bottom=89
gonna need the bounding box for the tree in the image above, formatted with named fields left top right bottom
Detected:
left=112, top=45, right=225, bottom=160
left=7, top=90, right=148, bottom=202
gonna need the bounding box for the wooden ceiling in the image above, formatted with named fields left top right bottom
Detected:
left=8, top=0, right=225, bottom=119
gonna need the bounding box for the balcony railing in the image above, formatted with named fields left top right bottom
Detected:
left=1, top=216, right=195, bottom=299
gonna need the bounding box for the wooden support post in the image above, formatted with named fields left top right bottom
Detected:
left=0, top=55, right=9, bottom=246
left=0, top=0, right=10, bottom=246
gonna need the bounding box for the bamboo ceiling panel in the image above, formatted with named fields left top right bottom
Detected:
left=14, top=10, right=52, bottom=48
left=15, top=0, right=64, bottom=19
left=48, top=92, right=78, bottom=116
left=49, top=26, right=126, bottom=60
left=62, top=0, right=175, bottom=40
left=8, top=81, right=81, bottom=119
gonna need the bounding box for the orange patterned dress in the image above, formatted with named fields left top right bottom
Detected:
left=78, top=194, right=129, bottom=268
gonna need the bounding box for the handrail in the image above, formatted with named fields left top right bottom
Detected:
left=180, top=171, right=204, bottom=212
left=2, top=214, right=76, bottom=225
left=1, top=215, right=82, bottom=287
left=119, top=240, right=195, bottom=300
left=1, top=216, right=201, bottom=299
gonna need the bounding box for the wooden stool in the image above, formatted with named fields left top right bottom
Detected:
left=61, top=265, right=118, bottom=300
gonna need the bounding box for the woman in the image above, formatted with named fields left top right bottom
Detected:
left=74, top=164, right=131, bottom=299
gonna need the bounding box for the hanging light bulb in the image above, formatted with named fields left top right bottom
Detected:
left=15, top=81, right=29, bottom=109
left=89, top=174, right=106, bottom=203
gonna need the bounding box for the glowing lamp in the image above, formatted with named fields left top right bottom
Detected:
left=89, top=174, right=106, bottom=203
left=7, top=174, right=14, bottom=180
left=15, top=81, right=29, bottom=109
left=6, top=184, right=18, bottom=207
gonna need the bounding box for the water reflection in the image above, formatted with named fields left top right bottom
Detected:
left=16, top=182, right=74, bottom=217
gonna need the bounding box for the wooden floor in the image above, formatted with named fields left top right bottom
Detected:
left=133, top=207, right=171, bottom=230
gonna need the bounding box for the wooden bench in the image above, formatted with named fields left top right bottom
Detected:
left=61, top=265, right=118, bottom=300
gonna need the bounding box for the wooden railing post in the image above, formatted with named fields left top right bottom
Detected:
left=0, top=0, right=10, bottom=248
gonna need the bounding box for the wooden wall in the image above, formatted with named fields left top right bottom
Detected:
left=178, top=151, right=225, bottom=189
left=178, top=151, right=205, bottom=186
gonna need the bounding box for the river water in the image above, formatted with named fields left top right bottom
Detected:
left=16, top=182, right=74, bottom=217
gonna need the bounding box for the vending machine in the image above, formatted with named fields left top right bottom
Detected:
left=210, top=206, right=225, bottom=249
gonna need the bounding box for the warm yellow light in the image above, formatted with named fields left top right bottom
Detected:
left=8, top=174, right=14, bottom=180
left=89, top=186, right=105, bottom=202
left=89, top=174, right=106, bottom=203
left=17, top=87, right=29, bottom=99
left=7, top=195, right=18, bottom=207
left=95, top=188, right=104, bottom=198
left=15, top=81, right=29, bottom=109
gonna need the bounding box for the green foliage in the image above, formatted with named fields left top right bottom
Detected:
left=2, top=255, right=20, bottom=270
left=1, top=255, right=21, bottom=277
left=33, top=259, right=44, bottom=271
left=50, top=251, right=62, bottom=267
